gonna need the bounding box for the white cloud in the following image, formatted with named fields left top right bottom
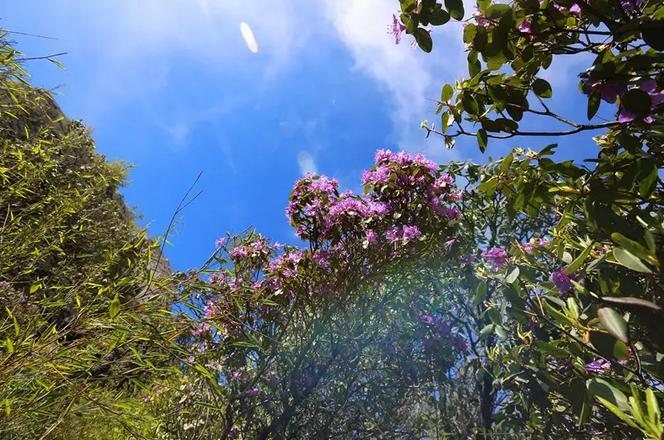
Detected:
left=35, top=0, right=311, bottom=123
left=322, top=0, right=467, bottom=162
left=297, top=151, right=317, bottom=175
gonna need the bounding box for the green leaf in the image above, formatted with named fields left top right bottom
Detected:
left=414, top=28, right=433, bottom=53
left=5, top=338, right=13, bottom=354
left=505, top=267, right=519, bottom=284
left=588, top=378, right=629, bottom=411
left=479, top=323, right=495, bottom=340
left=532, top=78, right=552, bottom=98
left=473, top=26, right=488, bottom=52
left=109, top=294, right=121, bottom=320
left=441, top=112, right=450, bottom=133
left=487, top=307, right=502, bottom=325
left=468, top=50, right=481, bottom=77
left=613, top=248, right=653, bottom=274
left=566, top=297, right=580, bottom=319
left=474, top=281, right=488, bottom=306
left=445, top=0, right=465, bottom=20
left=565, top=243, right=593, bottom=275
left=535, top=341, right=569, bottom=358
left=539, top=143, right=557, bottom=156
left=602, top=296, right=661, bottom=311
left=462, top=93, right=479, bottom=114
left=595, top=397, right=640, bottom=429
left=29, top=283, right=40, bottom=294
left=429, top=8, right=451, bottom=25
left=486, top=3, right=512, bottom=18
left=476, top=0, right=491, bottom=12
left=637, top=158, right=658, bottom=199
left=629, top=385, right=646, bottom=426
left=589, top=331, right=630, bottom=360
left=542, top=300, right=573, bottom=326
left=441, top=84, right=454, bottom=101
left=477, top=129, right=488, bottom=153
left=646, top=388, right=661, bottom=426
left=495, top=118, right=518, bottom=131
left=506, top=104, right=523, bottom=121
left=406, top=17, right=418, bottom=34
left=597, top=307, right=629, bottom=343
left=587, top=91, right=601, bottom=120
left=644, top=230, right=656, bottom=253
left=622, top=89, right=652, bottom=115
left=463, top=23, right=477, bottom=44
left=643, top=26, right=664, bottom=51
left=611, top=233, right=657, bottom=266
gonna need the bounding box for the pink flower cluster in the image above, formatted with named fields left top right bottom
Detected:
left=194, top=150, right=460, bottom=391
left=583, top=79, right=664, bottom=123
left=524, top=237, right=549, bottom=252
left=482, top=247, right=509, bottom=271
left=286, top=149, right=457, bottom=246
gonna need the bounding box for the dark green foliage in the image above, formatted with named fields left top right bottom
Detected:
left=0, top=30, right=182, bottom=439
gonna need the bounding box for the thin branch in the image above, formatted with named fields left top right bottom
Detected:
left=16, top=52, right=67, bottom=62
left=5, top=30, right=58, bottom=40
left=146, top=171, right=203, bottom=292
left=427, top=120, right=621, bottom=140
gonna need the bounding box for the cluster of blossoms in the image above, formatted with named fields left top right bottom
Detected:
left=388, top=11, right=432, bottom=48
left=482, top=247, right=509, bottom=271
left=192, top=150, right=461, bottom=408
left=228, top=236, right=272, bottom=262
left=286, top=149, right=458, bottom=248
left=517, top=0, right=645, bottom=35
left=583, top=78, right=663, bottom=123
left=550, top=269, right=576, bottom=295
left=523, top=237, right=549, bottom=252
left=416, top=311, right=468, bottom=353
left=586, top=349, right=632, bottom=374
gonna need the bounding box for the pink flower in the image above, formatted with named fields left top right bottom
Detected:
left=385, top=226, right=401, bottom=243
left=244, top=388, right=259, bottom=398
left=444, top=239, right=456, bottom=249
left=621, top=0, right=643, bottom=10
left=482, top=248, right=508, bottom=271
left=551, top=269, right=575, bottom=294
left=518, top=20, right=531, bottom=34
left=585, top=359, right=610, bottom=374
left=417, top=312, right=436, bottom=325
left=388, top=15, right=406, bottom=45
left=443, top=208, right=462, bottom=219
left=215, top=237, right=228, bottom=248
left=402, top=225, right=422, bottom=242
left=366, top=230, right=379, bottom=244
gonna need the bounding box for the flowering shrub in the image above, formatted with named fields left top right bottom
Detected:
left=3, top=0, right=664, bottom=435
left=397, top=0, right=664, bottom=436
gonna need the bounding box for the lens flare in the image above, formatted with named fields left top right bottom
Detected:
left=240, top=22, right=258, bottom=54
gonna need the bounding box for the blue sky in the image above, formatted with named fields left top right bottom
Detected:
left=3, top=0, right=607, bottom=271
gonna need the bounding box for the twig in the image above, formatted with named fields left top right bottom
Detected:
left=16, top=52, right=67, bottom=62
left=146, top=171, right=203, bottom=291
left=5, top=30, right=58, bottom=40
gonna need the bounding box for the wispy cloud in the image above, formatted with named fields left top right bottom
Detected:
left=322, top=0, right=466, bottom=162
left=297, top=151, right=317, bottom=175
left=36, top=0, right=311, bottom=123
